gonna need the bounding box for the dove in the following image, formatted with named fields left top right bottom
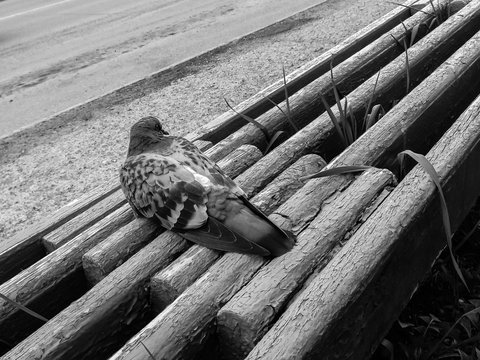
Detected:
left=119, top=116, right=295, bottom=256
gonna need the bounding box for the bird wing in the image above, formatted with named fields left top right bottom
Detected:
left=167, top=136, right=245, bottom=196
left=119, top=153, right=209, bottom=230
left=177, top=217, right=271, bottom=256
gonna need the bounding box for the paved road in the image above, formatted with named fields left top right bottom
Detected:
left=0, top=0, right=324, bottom=137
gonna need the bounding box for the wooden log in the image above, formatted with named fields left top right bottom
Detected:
left=252, top=154, right=326, bottom=215
left=42, top=189, right=127, bottom=252
left=109, top=253, right=265, bottom=360
left=0, top=180, right=119, bottom=283
left=150, top=245, right=222, bottom=313
left=234, top=2, right=480, bottom=197
left=215, top=144, right=263, bottom=177
left=81, top=144, right=262, bottom=285
left=245, top=79, right=480, bottom=360
left=0, top=204, right=134, bottom=346
left=216, top=168, right=395, bottom=359
left=82, top=218, right=163, bottom=285
left=191, top=140, right=213, bottom=151
left=184, top=0, right=421, bottom=145
left=149, top=153, right=326, bottom=313
left=205, top=0, right=460, bottom=161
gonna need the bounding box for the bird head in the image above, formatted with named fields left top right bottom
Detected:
left=130, top=117, right=169, bottom=137
left=126, top=117, right=170, bottom=157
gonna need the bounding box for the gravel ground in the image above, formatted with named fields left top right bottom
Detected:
left=0, top=0, right=396, bottom=242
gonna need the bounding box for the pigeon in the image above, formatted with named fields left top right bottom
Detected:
left=119, top=116, right=295, bottom=256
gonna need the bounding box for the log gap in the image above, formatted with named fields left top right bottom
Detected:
left=0, top=269, right=88, bottom=356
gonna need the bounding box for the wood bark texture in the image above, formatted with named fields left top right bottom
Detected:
left=150, top=245, right=222, bottom=312
left=252, top=154, right=326, bottom=215
left=82, top=218, right=163, bottom=285
left=0, top=205, right=134, bottom=345
left=0, top=180, right=119, bottom=283
left=42, top=189, right=127, bottom=252
left=246, top=77, right=480, bottom=360
left=217, top=168, right=395, bottom=359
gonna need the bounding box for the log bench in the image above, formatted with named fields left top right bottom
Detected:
left=1, top=1, right=480, bottom=359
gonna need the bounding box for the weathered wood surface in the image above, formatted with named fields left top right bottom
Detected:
left=252, top=154, right=326, bottom=215
left=42, top=189, right=127, bottom=252
left=0, top=204, right=134, bottom=345
left=184, top=0, right=421, bottom=145
left=216, top=168, right=395, bottom=359
left=3, top=231, right=189, bottom=360
left=149, top=153, right=326, bottom=313
left=82, top=218, right=162, bottom=285
left=109, top=252, right=265, bottom=360
left=2, top=143, right=276, bottom=360
left=215, top=144, right=263, bottom=177
left=81, top=144, right=262, bottom=285
left=206, top=0, right=451, bottom=160
left=150, top=245, right=222, bottom=312
left=0, top=180, right=119, bottom=283
left=108, top=168, right=336, bottom=360
left=191, top=139, right=213, bottom=151
left=245, top=85, right=480, bottom=360
left=235, top=3, right=480, bottom=198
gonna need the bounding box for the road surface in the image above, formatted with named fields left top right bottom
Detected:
left=0, top=0, right=324, bottom=137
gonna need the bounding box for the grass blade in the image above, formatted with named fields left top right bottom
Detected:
left=282, top=66, right=298, bottom=132
left=390, top=34, right=403, bottom=48
left=410, top=23, right=420, bottom=47
left=330, top=60, right=346, bottom=124
left=348, top=103, right=358, bottom=142
left=398, top=150, right=469, bottom=291
left=0, top=292, right=49, bottom=323
left=343, top=98, right=354, bottom=144
left=264, top=96, right=298, bottom=133
left=300, top=165, right=372, bottom=181
left=387, top=1, right=432, bottom=16
left=140, top=341, right=157, bottom=360
left=426, top=307, right=480, bottom=359
left=365, top=104, right=385, bottom=129
left=403, top=38, right=411, bottom=94
left=264, top=130, right=287, bottom=154
left=363, top=70, right=381, bottom=128
left=319, top=92, right=348, bottom=148
left=224, top=98, right=271, bottom=142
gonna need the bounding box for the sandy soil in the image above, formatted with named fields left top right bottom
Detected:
left=0, top=0, right=396, bottom=241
